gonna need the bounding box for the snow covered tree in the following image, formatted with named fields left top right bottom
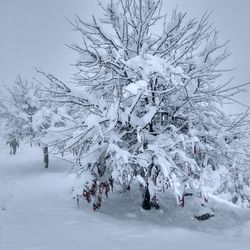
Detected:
left=0, top=77, right=38, bottom=148
left=0, top=76, right=69, bottom=168
left=39, top=0, right=250, bottom=209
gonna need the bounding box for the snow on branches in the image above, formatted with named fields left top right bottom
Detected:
left=39, top=0, right=250, bottom=209
left=2, top=0, right=249, bottom=210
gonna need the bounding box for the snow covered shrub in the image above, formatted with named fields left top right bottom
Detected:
left=39, top=0, right=250, bottom=210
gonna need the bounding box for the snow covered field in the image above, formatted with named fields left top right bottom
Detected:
left=1, top=143, right=250, bottom=250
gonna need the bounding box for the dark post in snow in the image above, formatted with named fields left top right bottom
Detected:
left=43, top=146, right=49, bottom=168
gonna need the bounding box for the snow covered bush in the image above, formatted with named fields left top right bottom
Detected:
left=37, top=0, right=250, bottom=210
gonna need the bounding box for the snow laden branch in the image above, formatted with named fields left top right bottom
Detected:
left=37, top=0, right=250, bottom=210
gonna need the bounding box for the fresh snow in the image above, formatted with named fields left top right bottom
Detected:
left=1, top=143, right=250, bottom=250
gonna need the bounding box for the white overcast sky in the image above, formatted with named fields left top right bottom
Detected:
left=0, top=0, right=250, bottom=112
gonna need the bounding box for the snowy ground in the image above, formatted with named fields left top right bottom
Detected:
left=1, top=143, right=250, bottom=250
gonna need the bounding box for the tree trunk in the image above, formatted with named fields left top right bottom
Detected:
left=12, top=145, right=17, bottom=155
left=142, top=184, right=151, bottom=210
left=43, top=146, right=49, bottom=168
